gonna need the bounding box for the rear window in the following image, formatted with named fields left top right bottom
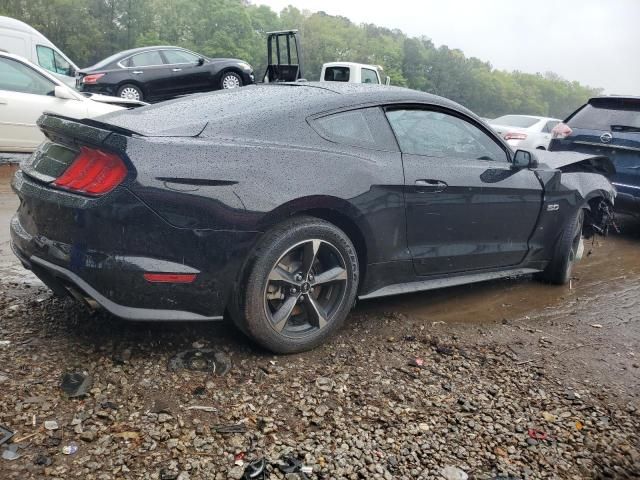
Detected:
left=324, top=67, right=350, bottom=82
left=568, top=101, right=640, bottom=130
left=492, top=115, right=539, bottom=128
left=311, top=107, right=398, bottom=151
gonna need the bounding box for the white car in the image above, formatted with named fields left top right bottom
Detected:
left=489, top=115, right=561, bottom=150
left=0, top=52, right=144, bottom=153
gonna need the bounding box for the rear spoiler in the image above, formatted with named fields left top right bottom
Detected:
left=38, top=113, right=208, bottom=142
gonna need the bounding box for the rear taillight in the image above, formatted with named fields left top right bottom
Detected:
left=504, top=132, right=528, bottom=141
left=53, top=146, right=127, bottom=196
left=82, top=73, right=105, bottom=84
left=552, top=122, right=573, bottom=139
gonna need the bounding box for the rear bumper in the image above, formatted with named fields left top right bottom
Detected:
left=78, top=84, right=117, bottom=96
left=11, top=240, right=221, bottom=321
left=10, top=170, right=258, bottom=321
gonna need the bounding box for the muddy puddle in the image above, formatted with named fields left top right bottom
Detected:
left=356, top=216, right=640, bottom=325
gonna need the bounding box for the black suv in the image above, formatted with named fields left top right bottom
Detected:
left=549, top=96, right=640, bottom=215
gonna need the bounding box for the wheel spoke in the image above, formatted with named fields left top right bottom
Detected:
left=301, top=240, right=321, bottom=277
left=271, top=295, right=299, bottom=332
left=268, top=266, right=299, bottom=286
left=304, top=295, right=328, bottom=330
left=312, top=266, right=348, bottom=286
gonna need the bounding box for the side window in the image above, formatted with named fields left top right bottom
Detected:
left=129, top=51, right=164, bottom=67
left=543, top=120, right=559, bottom=133
left=52, top=50, right=72, bottom=76
left=361, top=68, right=379, bottom=84
left=36, top=46, right=73, bottom=76
left=311, top=107, right=399, bottom=151
left=386, top=109, right=508, bottom=162
left=36, top=45, right=56, bottom=72
left=0, top=57, right=56, bottom=95
left=324, top=67, right=350, bottom=82
left=163, top=49, right=199, bottom=64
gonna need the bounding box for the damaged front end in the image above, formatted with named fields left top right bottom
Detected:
left=533, top=149, right=617, bottom=241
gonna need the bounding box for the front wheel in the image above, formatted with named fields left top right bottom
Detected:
left=220, top=71, right=242, bottom=89
left=536, top=209, right=585, bottom=285
left=117, top=84, right=143, bottom=101
left=233, top=216, right=359, bottom=353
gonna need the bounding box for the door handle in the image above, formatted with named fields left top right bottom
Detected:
left=172, top=68, right=182, bottom=72
left=132, top=70, right=143, bottom=75
left=415, top=179, right=448, bottom=193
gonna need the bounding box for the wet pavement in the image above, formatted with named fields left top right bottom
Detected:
left=0, top=168, right=639, bottom=478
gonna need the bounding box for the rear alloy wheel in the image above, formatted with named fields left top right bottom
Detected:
left=536, top=209, right=585, bottom=285
left=234, top=217, right=358, bottom=353
left=220, top=72, right=242, bottom=89
left=117, top=84, right=143, bottom=101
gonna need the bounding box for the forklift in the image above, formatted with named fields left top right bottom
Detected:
left=262, top=30, right=304, bottom=83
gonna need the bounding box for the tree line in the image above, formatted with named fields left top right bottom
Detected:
left=1, top=0, right=602, bottom=118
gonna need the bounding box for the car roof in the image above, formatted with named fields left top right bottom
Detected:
left=0, top=16, right=45, bottom=37
left=323, top=62, right=381, bottom=70
left=95, top=82, right=478, bottom=138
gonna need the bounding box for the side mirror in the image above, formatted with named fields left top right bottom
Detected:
left=54, top=85, right=79, bottom=100
left=197, top=57, right=205, bottom=66
left=512, top=149, right=538, bottom=169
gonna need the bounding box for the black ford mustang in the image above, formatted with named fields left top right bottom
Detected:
left=10, top=83, right=615, bottom=353
left=77, top=46, right=254, bottom=102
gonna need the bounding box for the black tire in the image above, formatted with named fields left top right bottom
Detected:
left=117, top=84, right=143, bottom=101
left=220, top=71, right=243, bottom=89
left=232, top=216, right=359, bottom=354
left=535, top=209, right=585, bottom=285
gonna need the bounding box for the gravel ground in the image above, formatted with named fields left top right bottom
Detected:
left=0, top=281, right=638, bottom=480
left=0, top=170, right=639, bottom=479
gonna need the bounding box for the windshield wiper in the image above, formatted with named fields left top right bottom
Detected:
left=611, top=124, right=640, bottom=133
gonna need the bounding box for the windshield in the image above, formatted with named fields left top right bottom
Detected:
left=491, top=115, right=540, bottom=128
left=568, top=102, right=640, bottom=131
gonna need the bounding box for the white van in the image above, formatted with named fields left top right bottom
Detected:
left=0, top=16, right=79, bottom=87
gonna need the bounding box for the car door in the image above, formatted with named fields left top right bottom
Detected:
left=0, top=56, right=86, bottom=151
left=385, top=107, right=543, bottom=276
left=124, top=50, right=172, bottom=99
left=161, top=49, right=210, bottom=95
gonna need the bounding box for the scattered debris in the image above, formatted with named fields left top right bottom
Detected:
left=0, top=425, right=14, bottom=446
left=214, top=424, right=247, bottom=434
left=441, top=465, right=468, bottom=480
left=184, top=405, right=217, bottom=413
left=542, top=412, right=556, bottom=423
left=528, top=428, right=550, bottom=442
left=0, top=340, right=10, bottom=347
left=591, top=324, right=603, bottom=329
left=243, top=458, right=266, bottom=479
left=44, top=420, right=59, bottom=431
left=60, top=371, right=92, bottom=398
left=277, top=456, right=311, bottom=479
left=167, top=349, right=231, bottom=374
left=61, top=442, right=78, bottom=455
left=2, top=444, right=21, bottom=461
left=407, top=357, right=425, bottom=368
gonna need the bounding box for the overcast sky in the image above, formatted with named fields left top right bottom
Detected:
left=253, top=0, right=639, bottom=95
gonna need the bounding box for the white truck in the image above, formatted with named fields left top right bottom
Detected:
left=0, top=16, right=79, bottom=87
left=320, top=62, right=390, bottom=85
